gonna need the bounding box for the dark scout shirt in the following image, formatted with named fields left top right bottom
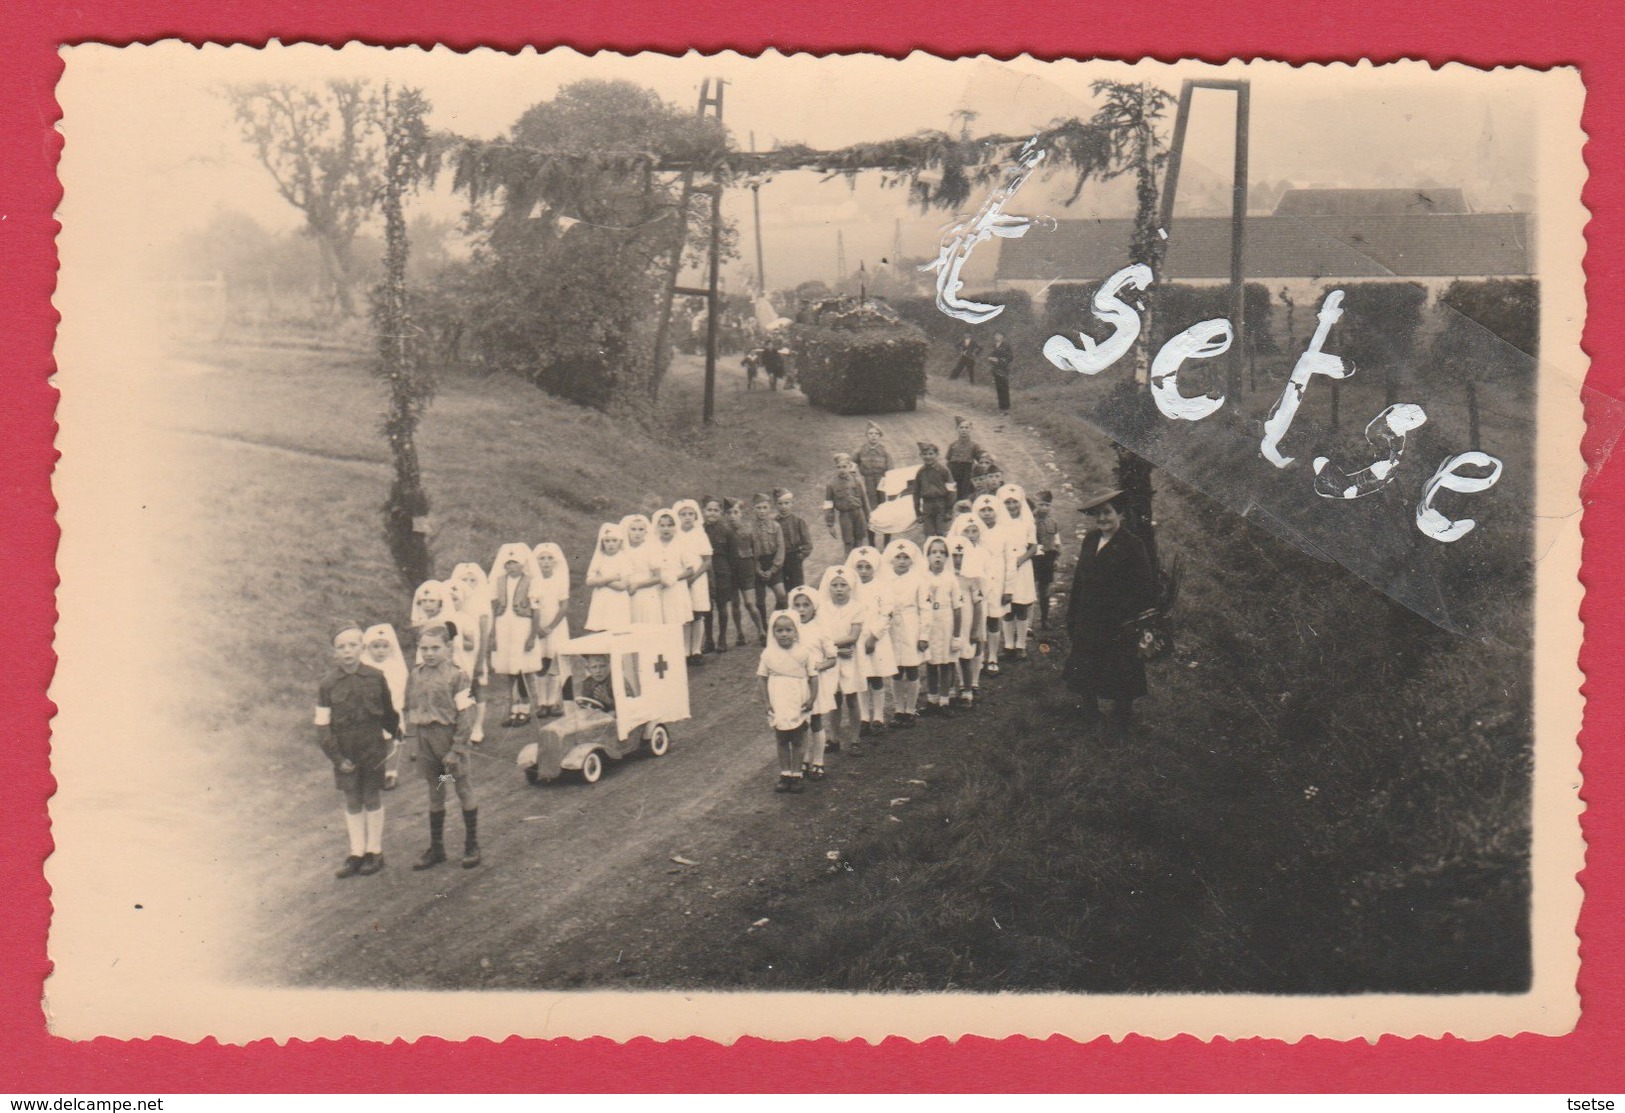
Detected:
left=316, top=665, right=398, bottom=765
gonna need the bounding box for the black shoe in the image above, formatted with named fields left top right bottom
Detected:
left=413, top=844, right=447, bottom=871
left=827, top=738, right=841, bottom=752
left=358, top=852, right=384, bottom=876
left=891, top=714, right=916, bottom=730
left=690, top=654, right=707, bottom=667
left=335, top=855, right=364, bottom=879
left=462, top=842, right=482, bottom=869
left=788, top=777, right=807, bottom=794
left=736, top=635, right=747, bottom=647
left=858, top=722, right=872, bottom=738
left=774, top=776, right=793, bottom=793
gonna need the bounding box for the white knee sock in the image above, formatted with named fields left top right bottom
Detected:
left=808, top=728, right=827, bottom=767
left=364, top=806, right=384, bottom=854
left=856, top=686, right=871, bottom=723
left=471, top=702, right=486, bottom=743
left=1016, top=615, right=1029, bottom=649
left=1002, top=618, right=1017, bottom=649
left=904, top=678, right=921, bottom=714
left=344, top=810, right=365, bottom=857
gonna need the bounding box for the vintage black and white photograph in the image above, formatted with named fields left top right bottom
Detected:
left=47, top=47, right=1585, bottom=1042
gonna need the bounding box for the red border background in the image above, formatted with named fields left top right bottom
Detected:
left=1, top=0, right=1620, bottom=1092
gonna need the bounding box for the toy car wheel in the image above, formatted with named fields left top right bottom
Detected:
left=580, top=750, right=604, bottom=784
left=647, top=724, right=670, bottom=757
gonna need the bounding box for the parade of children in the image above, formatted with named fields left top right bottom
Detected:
left=309, top=409, right=1143, bottom=879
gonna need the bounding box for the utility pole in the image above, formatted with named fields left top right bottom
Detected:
left=671, top=79, right=727, bottom=424
left=651, top=77, right=726, bottom=402
left=836, top=229, right=847, bottom=282
left=703, top=180, right=723, bottom=423
left=1159, top=78, right=1252, bottom=400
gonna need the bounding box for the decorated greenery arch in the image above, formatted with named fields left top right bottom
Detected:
left=372, top=78, right=1176, bottom=585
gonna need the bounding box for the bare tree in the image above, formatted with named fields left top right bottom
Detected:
left=225, top=79, right=383, bottom=317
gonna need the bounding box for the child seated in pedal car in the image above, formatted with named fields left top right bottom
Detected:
left=577, top=654, right=617, bottom=716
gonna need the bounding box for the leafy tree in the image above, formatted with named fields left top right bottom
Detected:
left=226, top=80, right=385, bottom=318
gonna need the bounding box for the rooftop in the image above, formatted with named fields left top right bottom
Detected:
left=1273, top=187, right=1471, bottom=217
left=995, top=212, right=1531, bottom=282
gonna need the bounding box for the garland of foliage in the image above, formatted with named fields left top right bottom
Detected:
left=445, top=81, right=1177, bottom=217
left=373, top=86, right=439, bottom=589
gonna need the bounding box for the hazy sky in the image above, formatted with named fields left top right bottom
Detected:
left=62, top=45, right=1542, bottom=290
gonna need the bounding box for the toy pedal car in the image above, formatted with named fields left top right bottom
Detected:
left=516, top=623, right=691, bottom=785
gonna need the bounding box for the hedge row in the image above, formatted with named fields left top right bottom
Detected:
left=1042, top=281, right=1279, bottom=354
left=1434, top=278, right=1538, bottom=356
left=891, top=289, right=1036, bottom=345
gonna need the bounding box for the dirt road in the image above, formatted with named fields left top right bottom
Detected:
left=243, top=367, right=1083, bottom=991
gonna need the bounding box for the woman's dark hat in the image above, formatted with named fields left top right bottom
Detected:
left=1077, top=487, right=1124, bottom=512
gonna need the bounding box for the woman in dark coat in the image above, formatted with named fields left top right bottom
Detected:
left=1064, top=488, right=1156, bottom=734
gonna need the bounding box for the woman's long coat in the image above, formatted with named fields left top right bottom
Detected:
left=1064, top=528, right=1156, bottom=701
